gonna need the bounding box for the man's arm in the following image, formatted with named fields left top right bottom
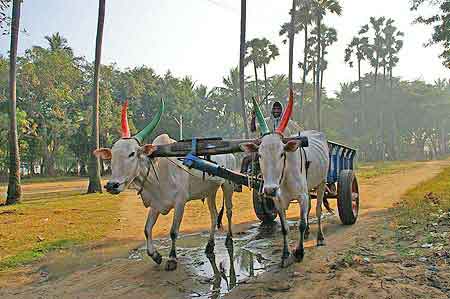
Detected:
left=250, top=111, right=257, bottom=132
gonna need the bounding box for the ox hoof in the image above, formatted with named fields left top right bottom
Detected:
left=150, top=251, right=162, bottom=265
left=205, top=240, right=215, bottom=255
left=225, top=235, right=233, bottom=247
left=281, top=255, right=294, bottom=268
left=317, top=239, right=326, bottom=247
left=293, top=247, right=305, bottom=262
left=304, top=227, right=310, bottom=240
left=165, top=259, right=178, bottom=271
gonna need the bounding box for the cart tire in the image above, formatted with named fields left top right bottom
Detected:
left=337, top=170, right=359, bottom=225
left=252, top=189, right=277, bottom=223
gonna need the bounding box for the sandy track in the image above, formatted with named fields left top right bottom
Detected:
left=0, top=160, right=447, bottom=298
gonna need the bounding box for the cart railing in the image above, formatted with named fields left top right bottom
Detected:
left=327, top=141, right=357, bottom=183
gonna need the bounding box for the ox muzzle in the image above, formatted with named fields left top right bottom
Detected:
left=263, top=184, right=279, bottom=197
left=104, top=181, right=123, bottom=194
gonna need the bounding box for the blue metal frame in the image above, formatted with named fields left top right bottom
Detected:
left=182, top=137, right=356, bottom=187
left=327, top=141, right=357, bottom=183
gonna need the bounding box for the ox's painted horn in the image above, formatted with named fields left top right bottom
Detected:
left=134, top=98, right=165, bottom=144
left=252, top=97, right=269, bottom=136
left=275, top=89, right=294, bottom=135
left=121, top=100, right=131, bottom=138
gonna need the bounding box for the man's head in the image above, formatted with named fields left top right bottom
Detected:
left=272, top=101, right=283, bottom=118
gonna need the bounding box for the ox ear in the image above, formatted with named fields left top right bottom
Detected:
left=93, top=148, right=112, bottom=160
left=140, top=144, right=158, bottom=156
left=240, top=142, right=259, bottom=153
left=284, top=140, right=300, bottom=152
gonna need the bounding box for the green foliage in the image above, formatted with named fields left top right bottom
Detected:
left=411, top=0, right=450, bottom=68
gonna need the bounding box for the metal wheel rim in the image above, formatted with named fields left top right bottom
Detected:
left=351, top=177, right=359, bottom=217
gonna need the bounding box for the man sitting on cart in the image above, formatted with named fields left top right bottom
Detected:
left=240, top=100, right=301, bottom=174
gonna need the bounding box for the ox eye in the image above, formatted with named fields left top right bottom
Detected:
left=128, top=152, right=135, bottom=158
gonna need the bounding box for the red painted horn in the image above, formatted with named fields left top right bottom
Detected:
left=121, top=100, right=131, bottom=138
left=275, top=89, right=294, bottom=135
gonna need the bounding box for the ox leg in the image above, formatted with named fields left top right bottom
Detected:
left=205, top=191, right=218, bottom=255
left=293, top=192, right=309, bottom=262
left=145, top=208, right=162, bottom=265
left=304, top=196, right=311, bottom=239
left=275, top=200, right=292, bottom=268
left=223, top=184, right=234, bottom=247
left=166, top=203, right=185, bottom=271
left=316, top=183, right=326, bottom=246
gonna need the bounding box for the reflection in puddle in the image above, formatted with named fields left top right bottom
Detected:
left=134, top=212, right=336, bottom=298
left=180, top=223, right=278, bottom=299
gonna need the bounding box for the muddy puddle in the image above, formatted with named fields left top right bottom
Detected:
left=128, top=212, right=334, bottom=299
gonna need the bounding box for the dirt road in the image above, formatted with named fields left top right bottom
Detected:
left=0, top=160, right=448, bottom=298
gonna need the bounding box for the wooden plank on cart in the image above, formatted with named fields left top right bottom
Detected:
left=150, top=137, right=255, bottom=157
left=151, top=136, right=309, bottom=157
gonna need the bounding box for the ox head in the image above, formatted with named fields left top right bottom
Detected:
left=94, top=99, right=164, bottom=194
left=240, top=89, right=299, bottom=197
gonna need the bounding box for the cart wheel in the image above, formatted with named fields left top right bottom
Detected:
left=337, top=170, right=359, bottom=225
left=252, top=189, right=277, bottom=223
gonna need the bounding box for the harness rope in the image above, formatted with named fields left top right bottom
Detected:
left=135, top=157, right=198, bottom=197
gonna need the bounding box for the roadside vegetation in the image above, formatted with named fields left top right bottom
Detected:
left=0, top=192, right=121, bottom=270
left=357, top=161, right=421, bottom=180
left=328, top=164, right=450, bottom=297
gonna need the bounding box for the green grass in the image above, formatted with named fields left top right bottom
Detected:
left=0, top=176, right=86, bottom=187
left=397, top=165, right=450, bottom=223
left=0, top=240, right=76, bottom=270
left=357, top=161, right=420, bottom=180
left=0, top=191, right=122, bottom=271
left=393, top=165, right=450, bottom=256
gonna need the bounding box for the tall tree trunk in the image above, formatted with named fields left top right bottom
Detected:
left=87, top=0, right=105, bottom=193
left=288, top=0, right=296, bottom=91
left=239, top=0, right=249, bottom=138
left=253, top=60, right=260, bottom=99
left=389, top=67, right=398, bottom=159
left=263, top=63, right=269, bottom=111
left=6, top=0, right=22, bottom=205
left=300, top=23, right=308, bottom=122
left=357, top=57, right=363, bottom=129
left=315, top=14, right=322, bottom=131
left=312, top=65, right=316, bottom=127
left=374, top=52, right=379, bottom=92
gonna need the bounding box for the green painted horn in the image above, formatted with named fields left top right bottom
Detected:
left=134, top=98, right=165, bottom=144
left=252, top=97, right=269, bottom=135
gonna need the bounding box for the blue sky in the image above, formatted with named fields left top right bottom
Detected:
left=0, top=0, right=448, bottom=93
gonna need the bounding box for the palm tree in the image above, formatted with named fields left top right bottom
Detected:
left=6, top=0, right=22, bottom=205
left=87, top=0, right=105, bottom=193
left=345, top=25, right=369, bottom=128
left=288, top=0, right=297, bottom=91
left=367, top=16, right=386, bottom=92
left=297, top=0, right=314, bottom=105
left=245, top=38, right=266, bottom=99
left=312, top=0, right=342, bottom=130
left=44, top=32, right=73, bottom=55
left=383, top=18, right=404, bottom=159
left=239, top=0, right=249, bottom=138
left=317, top=25, right=337, bottom=95
left=262, top=42, right=280, bottom=103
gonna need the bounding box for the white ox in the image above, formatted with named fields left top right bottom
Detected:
left=94, top=100, right=236, bottom=271
left=241, top=92, right=329, bottom=267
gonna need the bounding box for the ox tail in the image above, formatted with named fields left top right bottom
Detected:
left=217, top=197, right=225, bottom=229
